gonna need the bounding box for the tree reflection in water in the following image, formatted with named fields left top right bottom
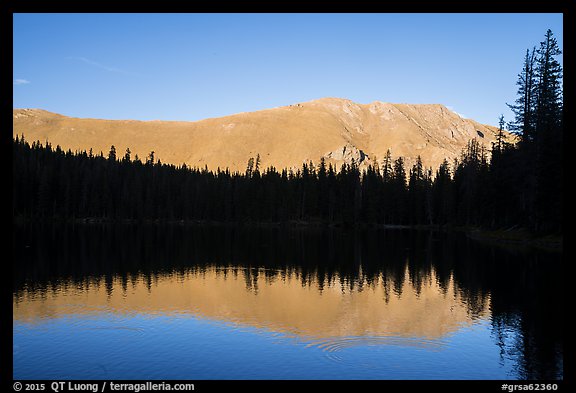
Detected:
left=13, top=223, right=562, bottom=379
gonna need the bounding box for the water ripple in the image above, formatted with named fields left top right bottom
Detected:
left=306, top=335, right=446, bottom=354
left=82, top=326, right=147, bottom=336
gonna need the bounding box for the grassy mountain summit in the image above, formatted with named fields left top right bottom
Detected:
left=13, top=98, right=505, bottom=172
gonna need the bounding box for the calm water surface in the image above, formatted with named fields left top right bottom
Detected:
left=13, top=224, right=562, bottom=379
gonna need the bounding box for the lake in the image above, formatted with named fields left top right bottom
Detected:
left=13, top=223, right=562, bottom=380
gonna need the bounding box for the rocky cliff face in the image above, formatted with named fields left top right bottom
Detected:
left=13, top=98, right=508, bottom=172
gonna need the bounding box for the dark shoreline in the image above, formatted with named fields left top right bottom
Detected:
left=13, top=216, right=562, bottom=252
left=462, top=227, right=562, bottom=253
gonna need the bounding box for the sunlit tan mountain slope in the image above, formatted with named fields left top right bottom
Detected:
left=13, top=98, right=506, bottom=172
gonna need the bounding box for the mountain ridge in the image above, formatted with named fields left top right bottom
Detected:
left=13, top=98, right=507, bottom=172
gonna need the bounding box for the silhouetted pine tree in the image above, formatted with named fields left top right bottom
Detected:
left=408, top=156, right=431, bottom=225
left=532, top=29, right=562, bottom=232
left=508, top=48, right=537, bottom=145
left=503, top=29, right=562, bottom=233
left=390, top=157, right=407, bottom=224
left=430, top=159, right=453, bottom=225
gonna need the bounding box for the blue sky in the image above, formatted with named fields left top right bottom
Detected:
left=13, top=13, right=563, bottom=126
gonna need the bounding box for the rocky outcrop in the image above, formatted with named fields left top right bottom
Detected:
left=324, top=143, right=368, bottom=165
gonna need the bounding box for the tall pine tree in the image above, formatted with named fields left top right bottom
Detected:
left=507, top=47, right=537, bottom=145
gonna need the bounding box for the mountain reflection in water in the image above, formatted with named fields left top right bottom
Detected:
left=14, top=266, right=489, bottom=341
left=13, top=224, right=562, bottom=379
